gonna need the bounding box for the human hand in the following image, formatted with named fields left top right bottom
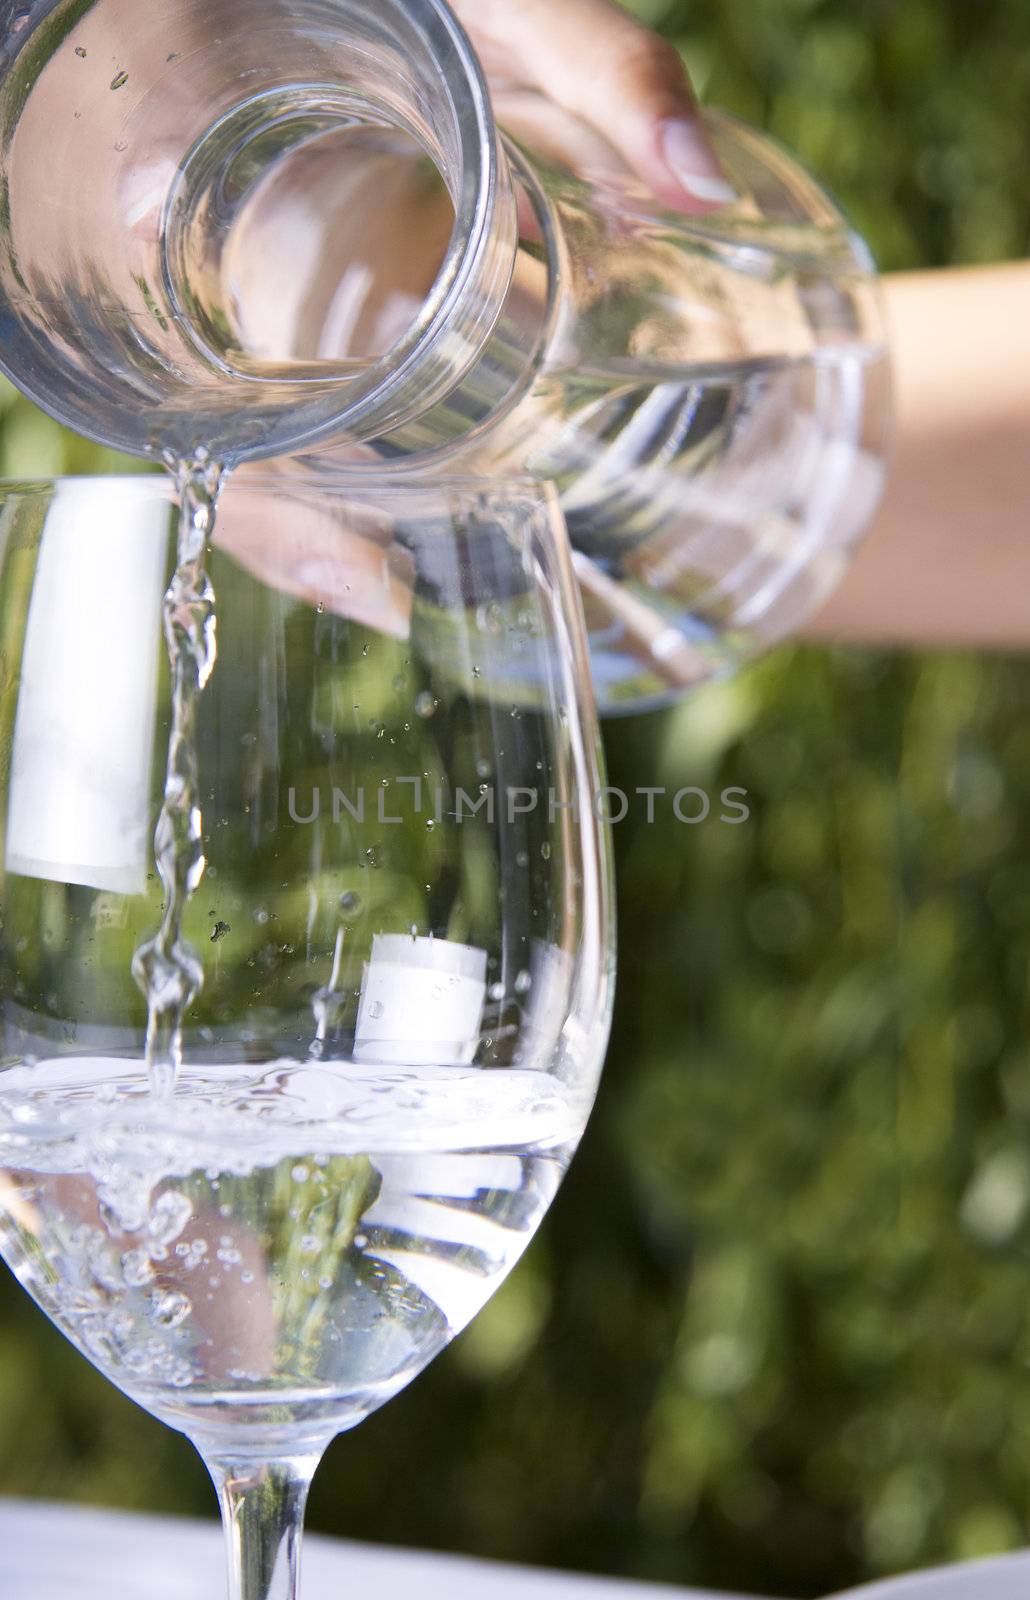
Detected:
left=450, top=0, right=735, bottom=212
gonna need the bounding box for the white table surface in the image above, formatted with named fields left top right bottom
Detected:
left=833, top=1552, right=1030, bottom=1599
left=0, top=1500, right=747, bottom=1600
left=0, top=1499, right=1023, bottom=1600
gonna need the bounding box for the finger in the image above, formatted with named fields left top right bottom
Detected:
left=454, top=0, right=736, bottom=213
left=215, top=478, right=415, bottom=639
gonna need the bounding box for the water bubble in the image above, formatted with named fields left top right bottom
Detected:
left=354, top=1233, right=369, bottom=1250
left=253, top=907, right=270, bottom=925
left=369, top=1000, right=384, bottom=1021
left=515, top=968, right=533, bottom=994
left=240, top=1270, right=254, bottom=1286
left=74, top=45, right=87, bottom=58
left=149, top=1289, right=191, bottom=1329
left=149, top=1190, right=192, bottom=1247
left=425, top=818, right=436, bottom=832
left=300, top=1235, right=320, bottom=1255
left=316, top=601, right=325, bottom=615
left=318, top=1275, right=333, bottom=1291
left=85, top=1237, right=123, bottom=1293
left=364, top=846, right=381, bottom=869
left=541, top=842, right=552, bottom=861
left=489, top=981, right=505, bottom=1001
left=99, top=1180, right=148, bottom=1236
left=121, top=1248, right=154, bottom=1288
left=291, top=1164, right=309, bottom=1183
left=108, top=1310, right=134, bottom=1342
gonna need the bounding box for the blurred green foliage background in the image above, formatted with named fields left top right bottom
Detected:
left=1, top=0, right=1029, bottom=1595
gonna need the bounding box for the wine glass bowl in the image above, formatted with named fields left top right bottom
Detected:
left=0, top=471, right=613, bottom=1594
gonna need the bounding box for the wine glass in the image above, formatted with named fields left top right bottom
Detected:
left=0, top=471, right=613, bottom=1600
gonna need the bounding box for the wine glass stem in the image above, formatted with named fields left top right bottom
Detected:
left=207, top=1452, right=322, bottom=1600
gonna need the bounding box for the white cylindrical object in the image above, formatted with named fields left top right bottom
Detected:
left=354, top=934, right=487, bottom=1067
left=5, top=480, right=168, bottom=896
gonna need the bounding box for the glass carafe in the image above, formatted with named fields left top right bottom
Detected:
left=0, top=0, right=890, bottom=710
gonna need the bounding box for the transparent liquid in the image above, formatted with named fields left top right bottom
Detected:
left=131, top=453, right=223, bottom=1093
left=0, top=1056, right=580, bottom=1446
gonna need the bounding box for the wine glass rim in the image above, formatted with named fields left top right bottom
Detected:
left=0, top=470, right=554, bottom=501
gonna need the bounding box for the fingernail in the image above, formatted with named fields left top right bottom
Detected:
left=659, top=118, right=738, bottom=208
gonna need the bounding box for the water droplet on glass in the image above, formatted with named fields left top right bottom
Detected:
left=425, top=818, right=436, bottom=832
left=291, top=1164, right=309, bottom=1183
left=415, top=691, right=437, bottom=719
left=489, top=981, right=505, bottom=1001
left=339, top=890, right=361, bottom=917
left=515, top=969, right=533, bottom=994
left=110, top=69, right=128, bottom=89
left=74, top=45, right=87, bottom=58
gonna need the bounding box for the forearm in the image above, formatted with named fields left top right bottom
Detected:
left=805, top=263, right=1030, bottom=650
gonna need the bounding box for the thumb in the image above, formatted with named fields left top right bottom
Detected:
left=456, top=0, right=736, bottom=213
